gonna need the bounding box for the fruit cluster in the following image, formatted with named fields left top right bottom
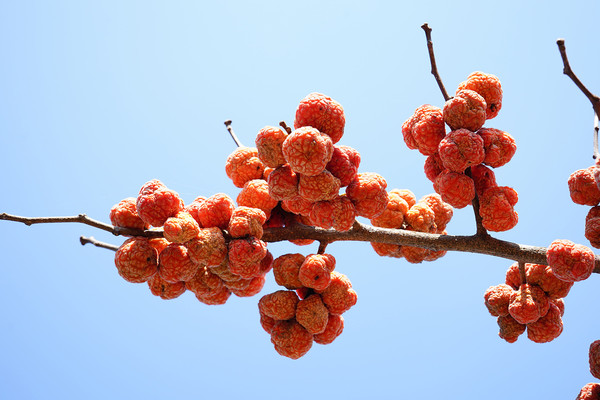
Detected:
left=402, top=72, right=518, bottom=232
left=580, top=341, right=600, bottom=399
left=567, top=161, right=600, bottom=248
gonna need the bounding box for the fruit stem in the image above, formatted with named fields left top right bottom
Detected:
left=518, top=261, right=527, bottom=285
left=279, top=121, right=292, bottom=134
left=421, top=23, right=451, bottom=102
left=594, top=113, right=599, bottom=161
left=224, top=120, right=244, bottom=148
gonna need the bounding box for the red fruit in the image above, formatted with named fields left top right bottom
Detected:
left=298, top=170, right=341, bottom=202
left=568, top=166, right=600, bottom=206
left=484, top=284, right=515, bottom=317
left=546, top=239, right=595, bottom=282
left=433, top=170, right=475, bottom=209
left=227, top=206, right=267, bottom=239
left=258, top=290, right=299, bottom=320
left=404, top=202, right=436, bottom=233
left=255, top=126, right=288, bottom=168
left=326, top=145, right=361, bottom=187
left=228, top=237, right=267, bottom=278
left=508, top=283, right=550, bottom=325
left=309, top=195, right=356, bottom=231
left=424, top=153, right=445, bottom=182
left=401, top=104, right=446, bottom=156
left=229, top=274, right=266, bottom=297
left=576, top=383, right=600, bottom=400
left=236, top=179, right=278, bottom=219
left=400, top=245, right=431, bottom=264
left=296, top=294, right=329, bottom=334
left=195, top=193, right=235, bottom=230
left=419, top=193, right=453, bottom=232
left=526, top=301, right=563, bottom=343
left=589, top=340, right=600, bottom=379
left=136, top=180, right=184, bottom=227
left=110, top=197, right=147, bottom=230
left=184, top=196, right=207, bottom=226
left=390, top=189, right=417, bottom=209
left=114, top=237, right=158, bottom=283
left=195, top=285, right=231, bottom=305
left=456, top=71, right=503, bottom=119
left=313, top=314, right=344, bottom=345
left=497, top=314, right=526, bottom=343
left=443, top=89, right=487, bottom=132
left=524, top=263, right=573, bottom=299
left=478, top=186, right=519, bottom=232
left=163, top=211, right=200, bottom=244
left=586, top=206, right=600, bottom=248
left=371, top=242, right=403, bottom=258
left=294, top=92, right=345, bottom=143
left=470, top=164, right=497, bottom=196
left=346, top=172, right=389, bottom=219
left=370, top=190, right=409, bottom=228
left=225, top=146, right=265, bottom=188
left=318, top=271, right=357, bottom=315
left=299, top=254, right=334, bottom=291
left=438, top=128, right=485, bottom=173
left=267, top=164, right=299, bottom=201
left=282, top=126, right=334, bottom=176
left=272, top=253, right=305, bottom=289
left=185, top=227, right=227, bottom=267
left=477, top=128, right=516, bottom=168
left=270, top=319, right=314, bottom=359
left=158, top=243, right=198, bottom=283
left=147, top=274, right=186, bottom=300
left=259, top=310, right=276, bottom=334
left=281, top=195, right=314, bottom=216
left=187, top=266, right=226, bottom=298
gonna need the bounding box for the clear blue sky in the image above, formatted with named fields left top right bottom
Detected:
left=1, top=1, right=599, bottom=399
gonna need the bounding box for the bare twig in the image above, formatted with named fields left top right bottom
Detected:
left=465, top=167, right=489, bottom=237
left=317, top=241, right=330, bottom=255
left=595, top=113, right=599, bottom=161
left=80, top=236, right=119, bottom=251
left=421, top=23, right=451, bottom=102
left=279, top=121, right=292, bottom=134
left=518, top=261, right=527, bottom=285
left=224, top=120, right=243, bottom=147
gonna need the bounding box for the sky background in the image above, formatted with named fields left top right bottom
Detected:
left=1, top=1, right=599, bottom=399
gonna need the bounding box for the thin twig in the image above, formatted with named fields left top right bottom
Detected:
left=317, top=241, right=330, bottom=255
left=465, top=167, right=489, bottom=237
left=421, top=23, right=451, bottom=102
left=80, top=236, right=119, bottom=251
left=518, top=261, right=527, bottom=285
left=594, top=113, right=599, bottom=161
left=279, top=121, right=292, bottom=134
left=224, top=120, right=243, bottom=147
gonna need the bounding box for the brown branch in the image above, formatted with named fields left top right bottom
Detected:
left=224, top=120, right=243, bottom=147
left=595, top=113, right=599, bottom=161
left=518, top=261, right=527, bottom=285
left=465, top=167, right=489, bottom=237
left=279, top=121, right=292, bottom=134
left=421, top=23, right=451, bottom=102
left=80, top=236, right=119, bottom=251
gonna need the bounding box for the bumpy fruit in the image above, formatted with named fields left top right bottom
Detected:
left=438, top=128, right=485, bottom=173
left=522, top=263, right=573, bottom=299
left=110, top=197, right=147, bottom=230
left=114, top=237, right=159, bottom=283
left=270, top=319, right=314, bottom=359
left=590, top=340, right=600, bottom=379
left=433, top=170, right=475, bottom=209
left=326, top=145, right=361, bottom=187
left=272, top=253, right=305, bottom=290
left=236, top=179, right=278, bottom=219
left=424, top=153, right=445, bottom=182
left=298, top=170, right=341, bottom=202
left=163, top=211, right=200, bottom=243
left=420, top=193, right=453, bottom=232
left=228, top=206, right=267, bottom=239
left=477, top=128, right=516, bottom=168
left=576, top=383, right=600, bottom=400
left=568, top=166, right=600, bottom=206
left=484, top=284, right=514, bottom=317
left=526, top=301, right=563, bottom=343
left=497, top=314, right=526, bottom=343
left=267, top=164, right=299, bottom=201
left=185, top=227, right=227, bottom=266
left=258, top=290, right=300, bottom=320
left=586, top=206, right=600, bottom=248
left=309, top=195, right=356, bottom=231
left=255, top=126, right=288, bottom=168
left=404, top=202, right=436, bottom=233
left=401, top=105, right=446, bottom=156
left=457, top=72, right=503, bottom=119
left=195, top=193, right=235, bottom=230
left=470, top=164, right=497, bottom=196
left=318, top=271, right=357, bottom=315
left=313, top=314, right=344, bottom=345
left=299, top=254, right=335, bottom=291
left=546, top=239, right=595, bottom=282
left=225, top=146, right=265, bottom=188
left=228, top=237, right=268, bottom=277
left=478, top=186, right=519, bottom=232
left=296, top=294, right=329, bottom=334
left=282, top=126, right=334, bottom=176
left=158, top=243, right=198, bottom=283
left=136, top=180, right=184, bottom=227
left=147, top=274, right=186, bottom=300
left=294, top=92, right=345, bottom=144
left=443, top=89, right=487, bottom=132
left=370, top=190, right=409, bottom=228
left=346, top=172, right=389, bottom=219
left=508, top=283, right=550, bottom=325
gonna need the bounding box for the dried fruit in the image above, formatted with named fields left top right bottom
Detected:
left=497, top=314, right=526, bottom=343
left=484, top=284, right=515, bottom=317
left=370, top=190, right=409, bottom=228
left=457, top=71, right=503, bottom=119
left=589, top=340, right=600, bottom=379
left=136, top=180, right=184, bottom=227
left=258, top=290, right=299, bottom=320
left=576, top=383, right=600, bottom=400
left=313, top=314, right=344, bottom=345
left=438, top=128, right=485, bottom=173
left=225, top=146, right=265, bottom=188
left=296, top=294, right=329, bottom=335
left=298, top=170, right=341, bottom=202
left=568, top=166, right=600, bottom=206
left=236, top=179, right=278, bottom=219
left=401, top=105, right=446, bottom=156
left=195, top=193, right=235, bottom=230
left=294, top=92, right=345, bottom=143
left=267, top=164, right=299, bottom=201
left=524, top=263, right=573, bottom=299
left=228, top=237, right=268, bottom=277
left=185, top=227, right=227, bottom=266
left=255, top=126, right=288, bottom=168
left=110, top=197, right=147, bottom=230
left=158, top=243, right=198, bottom=283
left=346, top=172, right=389, bottom=219
left=299, top=254, right=334, bottom=291
left=282, top=126, right=334, bottom=176
left=326, top=145, right=361, bottom=187
left=318, top=271, right=357, bottom=315
left=309, top=195, right=356, bottom=231
left=477, top=128, right=516, bottom=168
left=508, top=283, right=550, bottom=325
left=114, top=237, right=159, bottom=283
left=227, top=206, right=267, bottom=239
left=424, top=153, right=445, bottom=182
left=470, top=164, right=497, bottom=196
left=419, top=193, right=453, bottom=232
left=433, top=170, right=475, bottom=209
left=270, top=319, right=313, bottom=359
left=147, top=274, right=186, bottom=300
left=526, top=301, right=563, bottom=343
left=586, top=206, right=600, bottom=248
left=163, top=211, right=200, bottom=243
left=404, top=202, right=436, bottom=232
left=546, top=239, right=595, bottom=282
left=478, top=186, right=519, bottom=232
left=443, top=89, right=487, bottom=132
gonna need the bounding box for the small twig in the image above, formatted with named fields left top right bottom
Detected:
left=517, top=261, right=527, bottom=285
left=80, top=236, right=119, bottom=251
left=465, top=168, right=489, bottom=237
left=317, top=241, right=330, bottom=255
left=224, top=120, right=243, bottom=147
left=594, top=113, right=599, bottom=161
left=421, top=23, right=451, bottom=102
left=279, top=121, right=292, bottom=134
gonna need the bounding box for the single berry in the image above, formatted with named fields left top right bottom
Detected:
left=497, top=314, right=526, bottom=343
left=295, top=294, right=329, bottom=335
left=225, top=146, right=265, bottom=188
left=258, top=290, right=300, bottom=320
left=195, top=285, right=231, bottom=305
left=524, top=263, right=573, bottom=300
left=281, top=195, right=314, bottom=216
left=260, top=310, right=276, bottom=334
left=163, top=211, right=200, bottom=244
left=508, top=283, right=550, bottom=325
left=236, top=179, right=278, bottom=219
left=484, top=284, right=515, bottom=317
left=184, top=196, right=207, bottom=226
left=298, top=170, right=341, bottom=203
left=419, top=193, right=453, bottom=232
left=147, top=274, right=186, bottom=300
left=272, top=253, right=306, bottom=289
left=443, top=89, right=487, bottom=132
left=228, top=206, right=267, bottom=239
left=477, top=128, right=516, bottom=168
left=110, top=197, right=147, bottom=230
left=158, top=243, right=198, bottom=283
left=270, top=319, right=314, bottom=359
left=228, top=237, right=268, bottom=277
left=114, top=237, right=159, bottom=283
left=438, top=128, right=485, bottom=173
left=318, top=271, right=357, bottom=315
left=404, top=202, right=436, bottom=233
left=470, top=164, right=497, bottom=196
left=576, top=383, right=600, bottom=400
left=136, top=180, right=184, bottom=227
left=309, top=195, right=356, bottom=231
left=255, top=126, right=288, bottom=168
left=433, top=170, right=475, bottom=209
left=326, top=145, right=361, bottom=187
left=294, top=92, right=345, bottom=143
left=282, top=126, right=334, bottom=176
left=586, top=206, right=600, bottom=248
left=424, top=153, right=445, bottom=182
left=371, top=242, right=403, bottom=258
left=402, top=105, right=446, bottom=156
left=186, top=265, right=226, bottom=298
left=267, top=164, right=299, bottom=201
left=546, top=239, right=595, bottom=282
left=195, top=193, right=235, bottom=230
left=590, top=340, right=600, bottom=380
left=569, top=166, right=600, bottom=206
left=299, top=254, right=334, bottom=291
left=457, top=71, right=503, bottom=119
left=185, top=227, right=227, bottom=266
left=346, top=172, right=389, bottom=219
left=478, top=186, right=519, bottom=232
left=400, top=245, right=431, bottom=264
left=526, top=301, right=563, bottom=343
left=313, top=314, right=344, bottom=345
left=229, top=274, right=266, bottom=297
left=370, top=190, right=410, bottom=228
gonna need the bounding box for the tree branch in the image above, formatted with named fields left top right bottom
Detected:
left=421, top=23, right=451, bottom=102
left=80, top=236, right=119, bottom=251
left=224, top=120, right=243, bottom=147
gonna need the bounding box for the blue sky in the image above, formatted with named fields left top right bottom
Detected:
left=1, top=1, right=599, bottom=399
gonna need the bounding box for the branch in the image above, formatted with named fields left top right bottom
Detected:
left=465, top=167, right=489, bottom=237
left=80, top=236, right=119, bottom=251
left=224, top=120, right=243, bottom=147
left=421, top=23, right=451, bottom=102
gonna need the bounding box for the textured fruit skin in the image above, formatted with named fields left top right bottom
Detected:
left=526, top=301, right=563, bottom=343
left=484, top=284, right=515, bottom=317
left=470, top=164, right=497, bottom=196
left=185, top=227, right=227, bottom=267
left=443, top=89, right=487, bottom=132
left=114, top=237, right=159, bottom=283
left=195, top=285, right=231, bottom=305
left=370, top=190, right=409, bottom=228
left=390, top=189, right=417, bottom=209
left=370, top=242, right=403, bottom=258
left=433, top=170, right=475, bottom=209
left=508, top=283, right=550, bottom=325
left=438, top=128, right=485, bottom=173
left=294, top=92, right=345, bottom=144
left=586, top=206, right=600, bottom=248
left=404, top=202, right=436, bottom=232
left=267, top=164, right=299, bottom=201
left=590, top=340, right=600, bottom=379
left=546, top=239, right=595, bottom=282
left=420, top=193, right=453, bottom=232
left=163, top=211, right=200, bottom=244
left=477, top=128, right=516, bottom=168
left=576, top=383, right=600, bottom=400
left=229, top=274, right=266, bottom=297
left=110, top=197, right=147, bottom=230
left=255, top=126, right=288, bottom=168
left=236, top=179, right=278, bottom=219
left=457, top=72, right=503, bottom=119
left=195, top=193, right=235, bottom=230
left=318, top=271, right=357, bottom=315
left=259, top=310, right=276, bottom=334
left=270, top=319, right=314, bottom=359
left=521, top=263, right=573, bottom=299
left=147, top=274, right=186, bottom=300
left=569, top=166, right=600, bottom=206
left=326, top=145, right=361, bottom=187
left=346, top=172, right=389, bottom=219
left=497, top=314, right=526, bottom=343
left=185, top=196, right=207, bottom=226
left=158, top=243, right=198, bottom=283
left=402, top=105, right=446, bottom=156
left=478, top=186, right=519, bottom=232
left=313, top=314, right=344, bottom=345
left=258, top=290, right=299, bottom=320
left=136, top=180, right=184, bottom=227
left=400, top=244, right=431, bottom=264
left=424, top=153, right=445, bottom=182
left=225, top=146, right=265, bottom=188
left=298, top=170, right=341, bottom=202
left=282, top=195, right=314, bottom=216
left=309, top=195, right=356, bottom=231
left=296, top=294, right=329, bottom=335
left=282, top=126, right=334, bottom=176
left=228, top=237, right=267, bottom=278
left=272, top=253, right=305, bottom=289
left=299, top=254, right=334, bottom=291
left=228, top=206, right=267, bottom=239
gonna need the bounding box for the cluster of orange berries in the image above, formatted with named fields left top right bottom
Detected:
left=402, top=72, right=518, bottom=232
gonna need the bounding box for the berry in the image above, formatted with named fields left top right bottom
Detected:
left=281, top=195, right=314, bottom=216
left=195, top=193, right=235, bottom=230
left=590, top=340, right=600, bottom=379
left=404, top=202, right=436, bottom=233
left=236, top=179, right=278, bottom=219
left=508, top=283, right=550, bottom=325
left=524, top=263, right=573, bottom=299
left=546, top=239, right=595, bottom=282
left=148, top=237, right=170, bottom=254
left=586, top=206, right=600, bottom=248
left=484, top=284, right=515, bottom=317
left=258, top=290, right=299, bottom=320
left=229, top=274, right=266, bottom=297
left=163, top=211, right=200, bottom=244
left=184, top=196, right=207, bottom=226
left=225, top=146, right=265, bottom=188
left=497, top=314, right=526, bottom=343
left=526, top=301, right=563, bottom=343
left=270, top=319, right=313, bottom=359
left=309, top=195, right=356, bottom=231
left=400, top=245, right=431, bottom=264
left=294, top=92, right=345, bottom=144
left=158, top=243, right=198, bottom=283
left=470, top=164, right=497, bottom=196
left=576, top=383, right=600, bottom=400
left=433, top=170, right=475, bottom=209
left=346, top=172, right=389, bottom=219
left=313, top=314, right=344, bottom=345
left=255, top=126, right=288, bottom=168
left=443, top=89, right=487, bottom=132
left=282, top=126, right=334, bottom=176
left=186, top=266, right=225, bottom=297
left=147, top=274, right=186, bottom=300
left=228, top=237, right=268, bottom=277
left=267, top=164, right=299, bottom=201
left=456, top=71, right=503, bottom=119
left=371, top=242, right=403, bottom=258
left=185, top=227, right=227, bottom=266
left=298, top=170, right=341, bottom=202
left=370, top=190, right=409, bottom=228
left=326, top=145, right=361, bottom=187
left=477, top=128, right=516, bottom=168
left=390, top=189, right=417, bottom=209
left=424, top=153, right=445, bottom=182
left=110, top=197, right=147, bottom=230
left=299, top=254, right=334, bottom=291
left=318, top=271, right=357, bottom=315
left=136, top=180, right=184, bottom=227
left=296, top=294, right=329, bottom=335
left=419, top=193, right=453, bottom=232
left=228, top=206, right=267, bottom=239
left=260, top=310, right=276, bottom=334
left=401, top=105, right=446, bottom=156
left=438, top=128, right=485, bottom=173
left=272, top=253, right=305, bottom=289
left=195, top=285, right=231, bottom=305
left=478, top=186, right=519, bottom=232
left=114, top=237, right=159, bottom=283
left=569, top=166, right=600, bottom=206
